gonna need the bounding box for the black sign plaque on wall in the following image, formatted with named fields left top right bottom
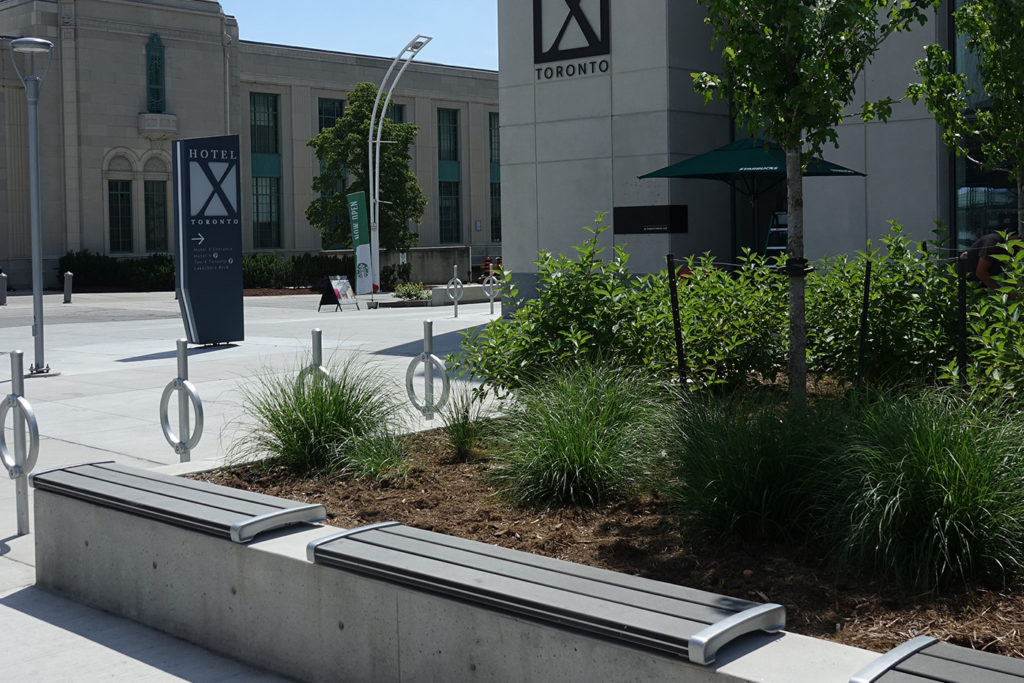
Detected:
left=613, top=205, right=689, bottom=235
left=172, top=135, right=244, bottom=344
left=534, top=0, right=610, bottom=64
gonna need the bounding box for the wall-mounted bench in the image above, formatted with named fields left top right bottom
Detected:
left=306, top=521, right=785, bottom=665
left=30, top=461, right=326, bottom=543
left=850, top=635, right=1024, bottom=683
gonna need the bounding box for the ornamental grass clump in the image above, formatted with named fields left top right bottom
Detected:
left=231, top=356, right=405, bottom=476
left=836, top=389, right=1024, bottom=592
left=491, top=364, right=671, bottom=507
left=440, top=384, right=491, bottom=461
left=665, top=392, right=851, bottom=541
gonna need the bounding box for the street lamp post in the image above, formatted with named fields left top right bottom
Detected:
left=10, top=37, right=54, bottom=374
left=367, top=35, right=431, bottom=293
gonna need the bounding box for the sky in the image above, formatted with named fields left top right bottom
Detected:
left=217, top=0, right=499, bottom=71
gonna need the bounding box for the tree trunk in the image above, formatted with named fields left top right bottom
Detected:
left=786, top=146, right=807, bottom=404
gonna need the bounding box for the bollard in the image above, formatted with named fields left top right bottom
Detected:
left=406, top=320, right=450, bottom=420
left=159, top=338, right=203, bottom=462
left=0, top=272, right=7, bottom=306
left=298, top=328, right=332, bottom=386
left=63, top=271, right=73, bottom=304
left=446, top=265, right=464, bottom=319
left=1, top=351, right=40, bottom=535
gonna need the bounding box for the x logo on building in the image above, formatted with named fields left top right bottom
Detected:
left=534, top=0, right=610, bottom=64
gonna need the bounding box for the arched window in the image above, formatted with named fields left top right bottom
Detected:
left=146, top=34, right=166, bottom=114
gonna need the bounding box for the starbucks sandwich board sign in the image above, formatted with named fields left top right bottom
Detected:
left=172, top=135, right=244, bottom=344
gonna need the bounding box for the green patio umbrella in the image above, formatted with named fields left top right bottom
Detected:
left=639, top=137, right=864, bottom=253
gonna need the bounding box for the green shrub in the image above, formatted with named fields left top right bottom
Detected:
left=835, top=388, right=1024, bottom=591
left=440, top=384, right=490, bottom=461
left=807, top=223, right=958, bottom=385
left=394, top=282, right=430, bottom=300
left=242, top=252, right=291, bottom=288
left=382, top=262, right=412, bottom=290
left=665, top=391, right=851, bottom=541
left=491, top=364, right=671, bottom=506
left=57, top=250, right=175, bottom=291
left=230, top=357, right=404, bottom=475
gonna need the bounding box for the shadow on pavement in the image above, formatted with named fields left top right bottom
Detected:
left=116, top=344, right=239, bottom=363
left=374, top=327, right=481, bottom=358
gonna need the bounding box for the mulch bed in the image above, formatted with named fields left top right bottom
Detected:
left=194, top=428, right=1024, bottom=659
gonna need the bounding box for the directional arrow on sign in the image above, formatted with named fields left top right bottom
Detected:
left=191, top=233, right=205, bottom=246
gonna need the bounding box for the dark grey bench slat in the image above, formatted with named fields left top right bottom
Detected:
left=31, top=463, right=326, bottom=542
left=385, top=524, right=758, bottom=612
left=352, top=528, right=738, bottom=626
left=65, top=466, right=285, bottom=517
left=96, top=462, right=308, bottom=510
left=923, top=642, right=1024, bottom=677
left=315, top=535, right=700, bottom=657
left=852, top=636, right=1024, bottom=683
left=898, top=655, right=1024, bottom=683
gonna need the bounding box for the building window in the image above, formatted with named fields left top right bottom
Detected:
left=489, top=112, right=500, bottom=164
left=250, top=93, right=279, bottom=155
left=438, top=108, right=459, bottom=162
left=253, top=176, right=281, bottom=249
left=108, top=180, right=133, bottom=253
left=318, top=98, right=344, bottom=131
left=146, top=34, right=165, bottom=114
left=386, top=103, right=405, bottom=124
left=144, top=180, right=168, bottom=252
left=490, top=182, right=501, bottom=244
left=439, top=181, right=461, bottom=243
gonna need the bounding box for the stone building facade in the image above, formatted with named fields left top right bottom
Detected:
left=0, top=0, right=499, bottom=288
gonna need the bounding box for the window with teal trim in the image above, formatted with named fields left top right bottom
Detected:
left=109, top=180, right=133, bottom=253
left=387, top=103, right=405, bottom=124
left=253, top=176, right=281, bottom=249
left=250, top=93, right=280, bottom=154
left=318, top=98, right=344, bottom=131
left=438, top=108, right=459, bottom=162
left=144, top=180, right=168, bottom=253
left=146, top=34, right=166, bottom=114
left=489, top=112, right=500, bottom=164
left=439, top=181, right=461, bottom=243
left=490, top=182, right=501, bottom=244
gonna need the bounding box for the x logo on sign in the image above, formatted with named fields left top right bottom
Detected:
left=196, top=162, right=236, bottom=216
left=552, top=0, right=601, bottom=52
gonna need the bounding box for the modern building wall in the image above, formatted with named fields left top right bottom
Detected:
left=498, top=0, right=957, bottom=291
left=0, top=0, right=498, bottom=289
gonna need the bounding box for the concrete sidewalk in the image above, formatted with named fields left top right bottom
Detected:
left=0, top=290, right=497, bottom=681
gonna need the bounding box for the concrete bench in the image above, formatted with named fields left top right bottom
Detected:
left=30, top=461, right=326, bottom=543
left=306, top=521, right=786, bottom=666
left=850, top=635, right=1024, bottom=682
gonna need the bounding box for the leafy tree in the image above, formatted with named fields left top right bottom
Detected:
left=692, top=0, right=939, bottom=401
left=306, top=82, right=426, bottom=250
left=907, top=0, right=1024, bottom=234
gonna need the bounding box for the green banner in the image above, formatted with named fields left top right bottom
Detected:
left=347, top=191, right=371, bottom=295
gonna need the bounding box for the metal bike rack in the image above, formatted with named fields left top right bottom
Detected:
left=297, top=328, right=332, bottom=387
left=482, top=263, right=499, bottom=315
left=446, top=265, right=464, bottom=318
left=159, top=338, right=203, bottom=463
left=406, top=320, right=450, bottom=420
left=1, top=351, right=40, bottom=535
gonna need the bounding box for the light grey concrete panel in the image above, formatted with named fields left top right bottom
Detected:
left=499, top=163, right=541, bottom=271
left=612, top=69, right=669, bottom=116
left=609, top=0, right=670, bottom=73
left=536, top=158, right=614, bottom=257
left=536, top=117, right=612, bottom=162
left=500, top=123, right=538, bottom=166
left=613, top=111, right=670, bottom=158
left=498, top=82, right=537, bottom=126
left=667, top=109, right=732, bottom=160
left=535, top=75, right=612, bottom=122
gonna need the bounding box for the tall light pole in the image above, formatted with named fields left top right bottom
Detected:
left=10, top=37, right=54, bottom=374
left=367, top=34, right=431, bottom=293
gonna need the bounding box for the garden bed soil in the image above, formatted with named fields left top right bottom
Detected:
left=195, top=429, right=1024, bottom=659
